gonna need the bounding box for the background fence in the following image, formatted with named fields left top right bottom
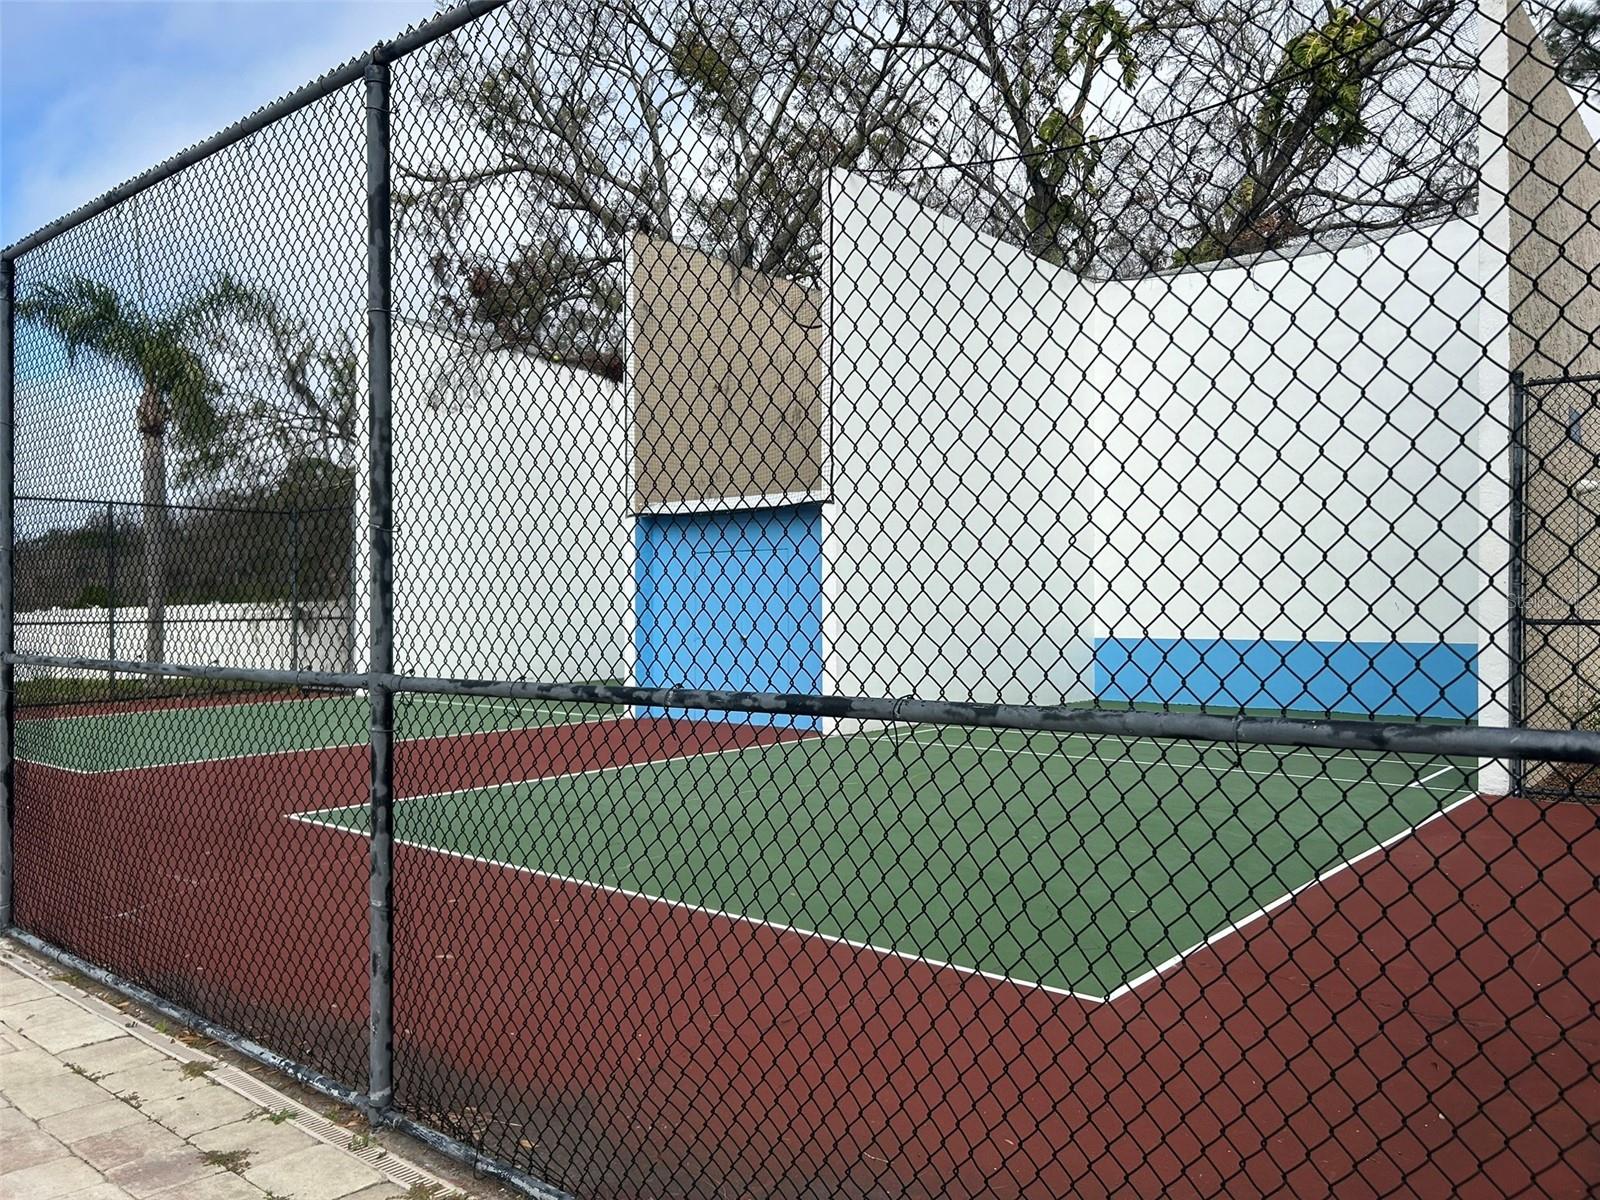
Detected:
left=2, top=1, right=1599, bottom=1198
left=13, top=495, right=354, bottom=690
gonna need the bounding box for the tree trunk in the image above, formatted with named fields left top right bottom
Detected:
left=138, top=388, right=168, bottom=668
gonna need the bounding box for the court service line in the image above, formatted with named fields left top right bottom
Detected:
left=287, top=727, right=844, bottom=820
left=1099, top=788, right=1479, bottom=1001
left=289, top=808, right=1113, bottom=1005
left=885, top=722, right=1466, bottom=795
left=12, top=709, right=633, bottom=775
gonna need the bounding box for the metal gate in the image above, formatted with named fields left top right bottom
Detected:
left=1511, top=371, right=1600, bottom=798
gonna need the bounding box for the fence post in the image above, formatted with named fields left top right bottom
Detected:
left=364, top=51, right=396, bottom=1118
left=289, top=507, right=301, bottom=677
left=0, top=256, right=15, bottom=931
left=106, top=500, right=116, bottom=686
left=1508, top=370, right=1527, bottom=795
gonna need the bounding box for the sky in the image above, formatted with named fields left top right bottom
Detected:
left=1, top=0, right=440, bottom=250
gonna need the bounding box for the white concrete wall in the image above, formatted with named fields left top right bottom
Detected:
left=825, top=174, right=1101, bottom=707
left=1090, top=220, right=1485, bottom=649
left=15, top=602, right=351, bottom=678
left=385, top=322, right=635, bottom=684
left=826, top=172, right=1490, bottom=714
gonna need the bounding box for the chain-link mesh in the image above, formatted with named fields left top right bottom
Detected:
left=5, top=1, right=1600, bottom=1197
left=7, top=74, right=370, bottom=1087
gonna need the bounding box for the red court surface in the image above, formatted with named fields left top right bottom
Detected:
left=11, top=714, right=1599, bottom=1200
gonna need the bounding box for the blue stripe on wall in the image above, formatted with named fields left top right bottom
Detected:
left=635, top=504, right=824, bottom=730
left=1094, top=636, right=1479, bottom=718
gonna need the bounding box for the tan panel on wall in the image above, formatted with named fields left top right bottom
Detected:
left=631, top=233, right=826, bottom=510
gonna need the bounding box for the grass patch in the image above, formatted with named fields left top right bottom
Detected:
left=200, top=1149, right=251, bottom=1175
left=247, top=1106, right=297, bottom=1125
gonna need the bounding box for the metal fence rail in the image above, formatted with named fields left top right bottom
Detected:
left=3, top=1, right=1599, bottom=1198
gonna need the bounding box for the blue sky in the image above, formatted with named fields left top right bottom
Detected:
left=1, top=0, right=439, bottom=248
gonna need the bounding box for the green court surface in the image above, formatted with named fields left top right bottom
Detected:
left=296, top=724, right=1476, bottom=998
left=16, top=693, right=622, bottom=773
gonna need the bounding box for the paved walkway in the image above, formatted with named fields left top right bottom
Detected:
left=0, top=943, right=470, bottom=1200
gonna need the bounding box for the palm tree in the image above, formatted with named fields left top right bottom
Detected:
left=17, top=275, right=260, bottom=666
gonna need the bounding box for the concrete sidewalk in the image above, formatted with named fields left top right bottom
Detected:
left=0, top=943, right=473, bottom=1200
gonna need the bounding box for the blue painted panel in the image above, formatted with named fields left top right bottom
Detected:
left=635, top=504, right=824, bottom=729
left=1094, top=636, right=1479, bottom=719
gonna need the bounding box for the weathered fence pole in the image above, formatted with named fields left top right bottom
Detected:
left=364, top=51, right=396, bottom=1116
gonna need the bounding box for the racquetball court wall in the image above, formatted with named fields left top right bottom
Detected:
left=828, top=175, right=1487, bottom=720
left=383, top=172, right=1508, bottom=730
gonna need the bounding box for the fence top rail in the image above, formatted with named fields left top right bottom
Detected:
left=14, top=494, right=347, bottom=520
left=1518, top=371, right=1600, bottom=389
left=0, top=0, right=509, bottom=262
left=10, top=652, right=1600, bottom=767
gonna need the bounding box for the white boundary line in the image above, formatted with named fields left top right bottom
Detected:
left=1407, top=764, right=1458, bottom=789
left=292, top=722, right=926, bottom=820
left=289, top=727, right=1477, bottom=1005
left=1100, top=788, right=1479, bottom=1001
left=13, top=693, right=635, bottom=775
left=881, top=722, right=1468, bottom=794
left=13, top=691, right=331, bottom=726
left=290, top=809, right=1113, bottom=1004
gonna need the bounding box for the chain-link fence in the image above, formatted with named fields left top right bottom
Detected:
left=2, top=1, right=1598, bottom=1197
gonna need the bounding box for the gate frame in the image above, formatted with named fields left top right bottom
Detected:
left=1508, top=368, right=1600, bottom=799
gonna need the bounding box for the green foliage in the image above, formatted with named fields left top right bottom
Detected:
left=1257, top=6, right=1383, bottom=152
left=1051, top=1, right=1138, bottom=88
left=1023, top=1, right=1143, bottom=268
left=14, top=460, right=355, bottom=612
left=1547, top=1, right=1600, bottom=87
left=669, top=29, right=745, bottom=103
left=1175, top=6, right=1383, bottom=267
left=17, top=275, right=264, bottom=450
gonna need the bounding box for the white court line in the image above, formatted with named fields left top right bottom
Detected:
left=14, top=691, right=330, bottom=726
left=294, top=724, right=914, bottom=820
left=886, top=722, right=1467, bottom=795
left=290, top=808, right=1112, bottom=1005
left=12, top=700, right=635, bottom=775
left=1407, top=764, right=1458, bottom=789
left=290, top=727, right=1475, bottom=1004
left=405, top=692, right=625, bottom=726
left=1101, top=789, right=1479, bottom=1001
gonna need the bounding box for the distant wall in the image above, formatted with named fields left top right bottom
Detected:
left=1090, top=219, right=1485, bottom=716
left=826, top=175, right=1099, bottom=708
left=386, top=322, right=635, bottom=685
left=15, top=602, right=351, bottom=678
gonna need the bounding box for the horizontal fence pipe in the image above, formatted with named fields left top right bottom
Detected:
left=13, top=494, right=348, bottom=518
left=8, top=654, right=1597, bottom=765
left=17, top=615, right=334, bottom=627
left=4, top=932, right=574, bottom=1200
left=386, top=675, right=1600, bottom=766
left=5, top=652, right=364, bottom=691
left=373, top=0, right=509, bottom=62
left=2, top=0, right=509, bottom=260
